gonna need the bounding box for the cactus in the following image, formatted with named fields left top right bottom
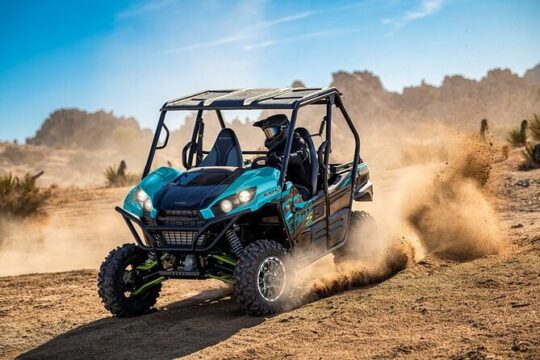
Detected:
left=520, top=119, right=528, bottom=140
left=117, top=160, right=127, bottom=177
left=480, top=119, right=488, bottom=139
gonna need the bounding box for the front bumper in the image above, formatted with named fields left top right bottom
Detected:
left=116, top=206, right=247, bottom=253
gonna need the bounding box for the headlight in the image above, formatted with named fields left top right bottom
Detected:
left=143, top=198, right=153, bottom=212
left=220, top=199, right=233, bottom=213
left=238, top=190, right=252, bottom=203
left=135, top=188, right=153, bottom=212
left=135, top=188, right=149, bottom=203
left=213, top=187, right=256, bottom=215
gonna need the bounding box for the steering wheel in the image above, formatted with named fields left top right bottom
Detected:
left=251, top=156, right=268, bottom=169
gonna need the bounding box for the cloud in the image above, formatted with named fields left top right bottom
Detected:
left=117, top=0, right=177, bottom=20
left=243, top=29, right=354, bottom=51
left=255, top=11, right=314, bottom=28
left=165, top=3, right=367, bottom=53
left=166, top=34, right=250, bottom=53
left=165, top=12, right=315, bottom=53
left=383, top=0, right=446, bottom=27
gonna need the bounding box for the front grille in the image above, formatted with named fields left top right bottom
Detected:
left=157, top=209, right=205, bottom=227
left=156, top=209, right=206, bottom=247
left=160, top=230, right=206, bottom=246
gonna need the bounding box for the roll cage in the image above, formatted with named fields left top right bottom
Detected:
left=142, top=88, right=362, bottom=197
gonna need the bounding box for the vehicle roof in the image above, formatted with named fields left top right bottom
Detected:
left=162, top=88, right=339, bottom=110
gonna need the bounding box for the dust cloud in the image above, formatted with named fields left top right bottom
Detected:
left=403, top=134, right=503, bottom=260
left=298, top=126, right=505, bottom=301
left=0, top=208, right=128, bottom=277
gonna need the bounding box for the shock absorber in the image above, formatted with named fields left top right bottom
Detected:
left=225, top=226, right=243, bottom=258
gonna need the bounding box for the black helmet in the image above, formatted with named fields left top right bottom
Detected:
left=253, top=114, right=289, bottom=150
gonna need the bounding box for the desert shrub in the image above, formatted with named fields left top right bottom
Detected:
left=104, top=161, right=140, bottom=187
left=0, top=173, right=51, bottom=217
left=529, top=113, right=540, bottom=141
left=519, top=143, right=540, bottom=170
left=507, top=127, right=527, bottom=147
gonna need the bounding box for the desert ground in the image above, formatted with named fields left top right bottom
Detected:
left=0, top=141, right=539, bottom=359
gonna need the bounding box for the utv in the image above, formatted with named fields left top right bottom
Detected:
left=98, top=88, right=373, bottom=317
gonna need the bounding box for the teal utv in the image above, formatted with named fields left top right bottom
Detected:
left=98, top=88, right=373, bottom=316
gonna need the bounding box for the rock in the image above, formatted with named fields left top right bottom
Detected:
left=512, top=340, right=532, bottom=352
left=510, top=223, right=524, bottom=229
left=515, top=179, right=531, bottom=187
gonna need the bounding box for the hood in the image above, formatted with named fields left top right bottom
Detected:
left=153, top=167, right=243, bottom=210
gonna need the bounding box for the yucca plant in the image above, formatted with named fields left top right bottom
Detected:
left=0, top=173, right=51, bottom=217
left=507, top=120, right=528, bottom=147
left=529, top=113, right=540, bottom=141
left=520, top=143, right=540, bottom=170
left=104, top=161, right=140, bottom=187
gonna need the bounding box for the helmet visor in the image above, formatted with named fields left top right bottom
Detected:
left=263, top=126, right=280, bottom=139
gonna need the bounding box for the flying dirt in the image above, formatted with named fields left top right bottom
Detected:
left=293, top=129, right=505, bottom=303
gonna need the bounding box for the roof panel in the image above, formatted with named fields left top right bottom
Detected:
left=163, top=87, right=335, bottom=110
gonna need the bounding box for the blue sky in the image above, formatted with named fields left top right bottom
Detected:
left=1, top=0, right=539, bottom=141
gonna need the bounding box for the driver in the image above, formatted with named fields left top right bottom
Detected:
left=253, top=114, right=312, bottom=199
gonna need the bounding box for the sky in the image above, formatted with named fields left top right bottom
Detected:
left=0, top=0, right=539, bottom=141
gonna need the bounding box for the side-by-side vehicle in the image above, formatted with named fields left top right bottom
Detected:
left=98, top=88, right=374, bottom=316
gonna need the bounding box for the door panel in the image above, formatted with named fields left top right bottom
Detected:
left=329, top=185, right=352, bottom=213
left=328, top=208, right=350, bottom=247
left=325, top=168, right=353, bottom=248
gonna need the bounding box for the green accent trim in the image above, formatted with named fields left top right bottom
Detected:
left=136, top=255, right=168, bottom=271
left=136, top=259, right=157, bottom=271
left=131, top=276, right=166, bottom=296
left=207, top=273, right=233, bottom=284
left=208, top=254, right=237, bottom=267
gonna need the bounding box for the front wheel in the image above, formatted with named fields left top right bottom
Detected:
left=98, top=243, right=162, bottom=317
left=233, top=240, right=295, bottom=315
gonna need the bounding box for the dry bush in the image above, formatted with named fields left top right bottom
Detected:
left=529, top=113, right=540, bottom=141
left=520, top=143, right=540, bottom=170
left=0, top=173, right=51, bottom=217
left=507, top=128, right=527, bottom=147
left=104, top=161, right=139, bottom=187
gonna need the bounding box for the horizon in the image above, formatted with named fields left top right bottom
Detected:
left=1, top=0, right=539, bottom=141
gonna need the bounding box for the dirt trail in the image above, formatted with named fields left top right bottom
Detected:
left=1, top=149, right=539, bottom=359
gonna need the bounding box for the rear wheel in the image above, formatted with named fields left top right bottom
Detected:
left=233, top=240, right=295, bottom=315
left=333, top=211, right=377, bottom=267
left=98, top=243, right=162, bottom=317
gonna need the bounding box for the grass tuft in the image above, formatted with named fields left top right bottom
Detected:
left=519, top=143, right=540, bottom=170
left=0, top=173, right=51, bottom=217
left=507, top=128, right=526, bottom=147
left=104, top=161, right=139, bottom=187
left=528, top=113, right=540, bottom=142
